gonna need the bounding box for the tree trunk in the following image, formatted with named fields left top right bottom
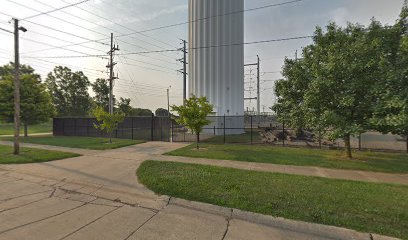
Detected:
left=24, top=123, right=28, bottom=137
left=196, top=132, right=200, bottom=150
left=406, top=135, right=408, bottom=154
left=344, top=135, right=352, bottom=159
left=109, top=132, right=112, bottom=144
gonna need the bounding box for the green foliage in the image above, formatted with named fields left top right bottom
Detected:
left=128, top=108, right=153, bottom=117
left=92, top=106, right=125, bottom=143
left=171, top=95, right=213, bottom=149
left=46, top=66, right=92, bottom=117
left=91, top=78, right=110, bottom=112
left=0, top=62, right=39, bottom=79
left=273, top=4, right=408, bottom=157
left=0, top=64, right=54, bottom=135
left=155, top=108, right=170, bottom=117
left=117, top=97, right=132, bottom=115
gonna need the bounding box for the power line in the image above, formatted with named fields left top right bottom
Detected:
left=58, top=0, right=177, bottom=50
left=24, top=35, right=313, bottom=59
left=21, top=0, right=90, bottom=20
left=6, top=0, right=112, bottom=42
left=115, top=0, right=303, bottom=37
left=9, top=0, right=303, bottom=55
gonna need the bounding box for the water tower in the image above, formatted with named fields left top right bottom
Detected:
left=188, top=0, right=245, bottom=134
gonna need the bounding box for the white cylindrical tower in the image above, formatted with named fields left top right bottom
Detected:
left=188, top=0, right=244, bottom=118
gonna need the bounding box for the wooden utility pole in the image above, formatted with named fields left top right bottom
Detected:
left=107, top=33, right=119, bottom=114
left=177, top=39, right=188, bottom=103
left=13, top=19, right=21, bottom=155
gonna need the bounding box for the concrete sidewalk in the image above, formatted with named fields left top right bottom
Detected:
left=0, top=142, right=402, bottom=239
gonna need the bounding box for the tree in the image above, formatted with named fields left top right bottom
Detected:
left=0, top=62, right=39, bottom=79
left=155, top=108, right=170, bottom=117
left=0, top=67, right=54, bottom=136
left=117, top=98, right=132, bottom=115
left=370, top=3, right=408, bottom=152
left=129, top=108, right=153, bottom=117
left=46, top=66, right=92, bottom=117
left=91, top=78, right=110, bottom=112
left=92, top=106, right=125, bottom=143
left=274, top=22, right=388, bottom=158
left=171, top=95, right=213, bottom=149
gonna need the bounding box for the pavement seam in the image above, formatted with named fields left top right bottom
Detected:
left=0, top=196, right=51, bottom=214
left=123, top=210, right=160, bottom=240
left=221, top=209, right=233, bottom=240
left=0, top=198, right=96, bottom=235
left=1, top=189, right=52, bottom=202
left=58, top=205, right=123, bottom=240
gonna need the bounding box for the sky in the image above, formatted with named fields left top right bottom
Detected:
left=0, top=0, right=405, bottom=112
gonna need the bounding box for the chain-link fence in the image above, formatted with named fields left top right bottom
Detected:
left=53, top=115, right=408, bottom=152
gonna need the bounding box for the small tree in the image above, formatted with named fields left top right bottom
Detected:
left=171, top=95, right=213, bottom=149
left=92, top=107, right=125, bottom=143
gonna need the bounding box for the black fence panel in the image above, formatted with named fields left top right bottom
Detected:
left=53, top=115, right=407, bottom=152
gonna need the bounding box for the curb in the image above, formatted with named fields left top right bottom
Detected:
left=168, top=197, right=400, bottom=240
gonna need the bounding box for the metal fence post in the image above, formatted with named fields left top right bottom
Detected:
left=62, top=119, right=65, bottom=136
left=214, top=125, right=216, bottom=136
left=87, top=118, right=90, bottom=137
left=151, top=114, right=154, bottom=141
left=250, top=115, right=253, bottom=145
left=171, top=117, right=174, bottom=142
left=131, top=118, right=134, bottom=140
left=223, top=115, right=226, bottom=144
left=282, top=120, right=285, bottom=146
left=73, top=118, right=76, bottom=136
left=358, top=134, right=362, bottom=151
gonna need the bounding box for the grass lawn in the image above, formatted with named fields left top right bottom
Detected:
left=0, top=122, right=52, bottom=135
left=0, top=136, right=145, bottom=150
left=0, top=145, right=79, bottom=164
left=166, top=143, right=408, bottom=173
left=138, top=161, right=408, bottom=239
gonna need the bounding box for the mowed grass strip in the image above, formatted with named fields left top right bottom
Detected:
left=1, top=136, right=145, bottom=150
left=166, top=144, right=408, bottom=173
left=0, top=145, right=79, bottom=164
left=0, top=122, right=52, bottom=135
left=138, top=161, right=408, bottom=239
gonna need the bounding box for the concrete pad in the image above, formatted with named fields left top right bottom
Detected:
left=0, top=197, right=82, bottom=233
left=0, top=203, right=116, bottom=240
left=65, top=206, right=155, bottom=240
left=0, top=180, right=51, bottom=201
left=0, top=192, right=50, bottom=213
left=225, top=219, right=330, bottom=240
left=0, top=175, right=20, bottom=184
left=128, top=205, right=227, bottom=240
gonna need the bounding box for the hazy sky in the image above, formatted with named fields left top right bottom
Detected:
left=0, top=0, right=405, bottom=112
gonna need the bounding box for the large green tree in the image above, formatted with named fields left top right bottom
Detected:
left=370, top=3, right=408, bottom=151
left=46, top=66, right=92, bottom=117
left=274, top=19, right=401, bottom=158
left=117, top=97, right=132, bottom=115
left=91, top=78, right=110, bottom=112
left=0, top=66, right=54, bottom=136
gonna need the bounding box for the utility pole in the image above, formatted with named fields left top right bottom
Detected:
left=167, top=86, right=171, bottom=115
left=177, top=39, right=188, bottom=103
left=244, top=56, right=261, bottom=120
left=107, top=33, right=119, bottom=114
left=12, top=19, right=27, bottom=155
left=256, top=55, right=260, bottom=118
